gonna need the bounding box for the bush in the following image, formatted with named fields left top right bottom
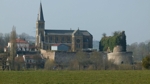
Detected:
left=44, top=59, right=55, bottom=70
left=142, top=55, right=150, bottom=69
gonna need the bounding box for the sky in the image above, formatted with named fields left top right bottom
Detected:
left=0, top=0, right=150, bottom=44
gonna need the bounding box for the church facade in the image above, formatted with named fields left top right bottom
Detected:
left=35, top=3, right=93, bottom=52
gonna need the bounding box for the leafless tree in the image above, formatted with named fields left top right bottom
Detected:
left=90, top=51, right=103, bottom=70
left=102, top=33, right=106, bottom=37
left=75, top=51, right=92, bottom=70
left=3, top=33, right=10, bottom=46
left=44, top=59, right=55, bottom=70
left=127, top=41, right=150, bottom=61
left=18, top=32, right=30, bottom=40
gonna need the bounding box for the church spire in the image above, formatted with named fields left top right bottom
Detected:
left=37, top=2, right=44, bottom=21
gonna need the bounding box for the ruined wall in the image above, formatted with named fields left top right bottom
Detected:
left=40, top=49, right=55, bottom=60
left=55, top=52, right=76, bottom=64
left=107, top=52, right=133, bottom=65
left=41, top=49, right=76, bottom=64
left=41, top=49, right=133, bottom=65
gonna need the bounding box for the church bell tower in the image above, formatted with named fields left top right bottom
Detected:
left=36, top=3, right=45, bottom=48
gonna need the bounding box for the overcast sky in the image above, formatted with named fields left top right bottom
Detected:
left=0, top=0, right=150, bottom=44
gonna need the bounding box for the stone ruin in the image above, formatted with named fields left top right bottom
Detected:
left=107, top=45, right=133, bottom=65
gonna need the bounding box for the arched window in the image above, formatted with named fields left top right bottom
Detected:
left=67, top=37, right=71, bottom=43
left=49, top=37, right=53, bottom=43
left=61, top=37, right=64, bottom=43
left=55, top=37, right=58, bottom=43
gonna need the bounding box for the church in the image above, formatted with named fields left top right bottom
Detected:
left=35, top=3, right=93, bottom=52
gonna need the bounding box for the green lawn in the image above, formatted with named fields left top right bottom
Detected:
left=0, top=70, right=149, bottom=84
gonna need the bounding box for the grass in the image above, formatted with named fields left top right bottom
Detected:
left=0, top=70, right=150, bottom=84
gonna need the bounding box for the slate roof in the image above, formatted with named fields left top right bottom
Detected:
left=37, top=3, right=44, bottom=21
left=80, top=30, right=92, bottom=36
left=25, top=55, right=42, bottom=59
left=45, top=30, right=74, bottom=35
left=44, top=29, right=92, bottom=36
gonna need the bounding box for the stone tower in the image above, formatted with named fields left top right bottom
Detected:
left=35, top=3, right=45, bottom=48
left=72, top=28, right=83, bottom=52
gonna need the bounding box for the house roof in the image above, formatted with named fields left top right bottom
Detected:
left=25, top=55, right=43, bottom=59
left=15, top=54, right=43, bottom=63
left=15, top=56, right=25, bottom=63
left=8, top=39, right=28, bottom=44
left=80, top=30, right=92, bottom=36
left=16, top=39, right=28, bottom=44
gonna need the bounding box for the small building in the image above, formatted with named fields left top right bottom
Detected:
left=6, top=38, right=29, bottom=52
left=51, top=44, right=69, bottom=51
left=5, top=38, right=38, bottom=52
left=14, top=54, right=45, bottom=69
left=25, top=54, right=45, bottom=69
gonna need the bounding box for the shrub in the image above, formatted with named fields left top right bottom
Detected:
left=142, top=54, right=150, bottom=69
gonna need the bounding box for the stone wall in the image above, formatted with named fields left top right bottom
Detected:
left=107, top=52, right=133, bottom=65
left=41, top=49, right=133, bottom=65
left=41, top=49, right=76, bottom=64
left=55, top=52, right=76, bottom=64
left=40, top=49, right=55, bottom=60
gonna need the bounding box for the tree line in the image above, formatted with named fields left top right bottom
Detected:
left=127, top=41, right=150, bottom=61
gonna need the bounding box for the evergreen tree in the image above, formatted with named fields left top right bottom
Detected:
left=10, top=26, right=17, bottom=70
left=142, top=54, right=150, bottom=69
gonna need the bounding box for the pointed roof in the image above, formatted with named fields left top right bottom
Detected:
left=37, top=3, right=44, bottom=21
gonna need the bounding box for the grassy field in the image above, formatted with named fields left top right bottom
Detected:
left=0, top=70, right=150, bottom=84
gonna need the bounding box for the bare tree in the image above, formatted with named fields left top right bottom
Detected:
left=90, top=51, right=103, bottom=70
left=127, top=41, right=150, bottom=61
left=112, top=31, right=120, bottom=36
left=0, top=33, right=10, bottom=52
left=0, top=33, right=4, bottom=52
left=75, top=51, right=92, bottom=70
left=44, top=59, right=55, bottom=70
left=102, top=33, right=106, bottom=37
left=3, top=33, right=10, bottom=46
left=18, top=32, right=30, bottom=40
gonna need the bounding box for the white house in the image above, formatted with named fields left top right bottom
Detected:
left=7, top=38, right=29, bottom=51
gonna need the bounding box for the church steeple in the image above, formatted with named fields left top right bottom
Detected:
left=37, top=2, right=44, bottom=21
left=36, top=2, right=45, bottom=48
